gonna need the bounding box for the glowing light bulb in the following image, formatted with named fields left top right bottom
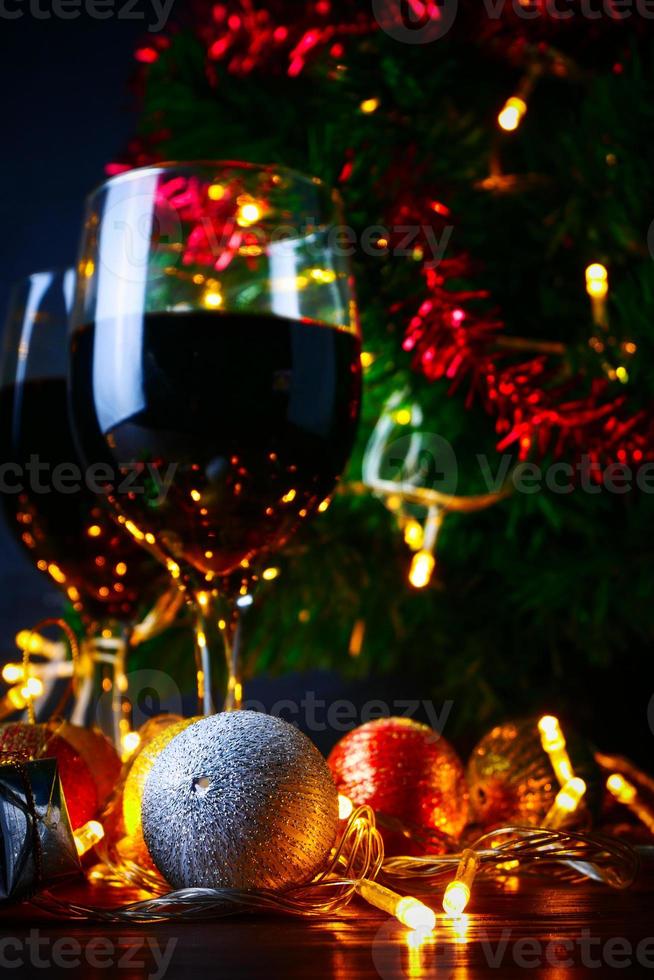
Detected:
left=394, top=408, right=413, bottom=426
left=607, top=774, right=654, bottom=833
left=48, top=563, right=66, bottom=584
left=16, top=630, right=46, bottom=655
left=21, top=677, right=44, bottom=700
left=203, top=289, right=223, bottom=309
left=87, top=524, right=102, bottom=538
left=2, top=664, right=24, bottom=684
left=338, top=794, right=354, bottom=820
left=360, top=98, right=380, bottom=114
left=124, top=521, right=145, bottom=542
left=121, top=731, right=141, bottom=760
left=360, top=351, right=375, bottom=369
left=404, top=520, right=424, bottom=552
left=237, top=201, right=263, bottom=227
left=409, top=551, right=435, bottom=589
left=538, top=715, right=574, bottom=787
left=443, top=881, right=470, bottom=918
left=74, top=820, right=105, bottom=857
left=208, top=183, right=226, bottom=201
left=615, top=366, right=629, bottom=384
left=498, top=96, right=527, bottom=132
left=356, top=880, right=435, bottom=933
left=443, top=849, right=479, bottom=918
left=585, top=263, right=609, bottom=300
left=543, top=777, right=586, bottom=829
left=309, top=268, right=337, bottom=284
left=607, top=774, right=637, bottom=806
left=262, top=567, right=280, bottom=581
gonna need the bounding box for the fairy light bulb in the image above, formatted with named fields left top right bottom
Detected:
left=607, top=774, right=654, bottom=834
left=408, top=507, right=442, bottom=589
left=74, top=820, right=105, bottom=857
left=443, top=849, right=479, bottom=918
left=356, top=880, right=436, bottom=933
left=121, top=731, right=141, bottom=761
left=203, top=289, right=223, bottom=309
left=543, top=777, right=587, bottom=829
left=498, top=96, right=527, bottom=132
left=338, top=794, right=354, bottom=820
left=538, top=715, right=574, bottom=787
left=404, top=520, right=424, bottom=551
left=585, top=263, right=609, bottom=330
left=360, top=97, right=380, bottom=114
left=237, top=200, right=263, bottom=227
left=409, top=551, right=435, bottom=589
left=22, top=677, right=43, bottom=699
left=262, top=567, right=280, bottom=581
left=394, top=408, right=413, bottom=426
left=585, top=263, right=609, bottom=299
left=2, top=663, right=24, bottom=684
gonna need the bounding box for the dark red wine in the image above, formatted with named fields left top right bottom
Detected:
left=70, top=311, right=362, bottom=580
left=0, top=378, right=163, bottom=624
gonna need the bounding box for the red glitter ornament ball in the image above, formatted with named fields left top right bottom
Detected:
left=328, top=717, right=469, bottom=854
left=0, top=723, right=98, bottom=829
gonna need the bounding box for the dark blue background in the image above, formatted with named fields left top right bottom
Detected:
left=0, top=15, right=146, bottom=649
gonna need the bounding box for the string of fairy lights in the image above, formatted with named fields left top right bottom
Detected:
left=4, top=644, right=651, bottom=931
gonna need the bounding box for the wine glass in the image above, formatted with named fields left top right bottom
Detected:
left=69, top=162, right=362, bottom=714
left=0, top=270, right=171, bottom=742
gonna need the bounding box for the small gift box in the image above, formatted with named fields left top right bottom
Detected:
left=0, top=758, right=80, bottom=904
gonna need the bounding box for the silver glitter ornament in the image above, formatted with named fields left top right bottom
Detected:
left=141, top=711, right=339, bottom=892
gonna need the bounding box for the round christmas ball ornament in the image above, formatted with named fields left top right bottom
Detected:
left=467, top=718, right=602, bottom=829
left=0, top=722, right=98, bottom=829
left=123, top=717, right=194, bottom=842
left=51, top=721, right=121, bottom=810
left=141, top=711, right=339, bottom=891
left=327, top=717, right=469, bottom=855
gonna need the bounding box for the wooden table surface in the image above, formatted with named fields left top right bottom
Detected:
left=2, top=854, right=653, bottom=978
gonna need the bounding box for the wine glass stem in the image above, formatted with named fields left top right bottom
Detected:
left=193, top=593, right=243, bottom=715
left=71, top=627, right=129, bottom=749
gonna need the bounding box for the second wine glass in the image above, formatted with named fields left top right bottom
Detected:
left=69, top=162, right=362, bottom=713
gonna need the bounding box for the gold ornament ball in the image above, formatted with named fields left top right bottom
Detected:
left=122, top=716, right=193, bottom=867
left=467, top=717, right=602, bottom=829
left=141, top=711, right=339, bottom=891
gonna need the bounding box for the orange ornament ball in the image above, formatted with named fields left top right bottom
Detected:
left=0, top=722, right=98, bottom=829
left=328, top=717, right=469, bottom=854
left=121, top=715, right=194, bottom=868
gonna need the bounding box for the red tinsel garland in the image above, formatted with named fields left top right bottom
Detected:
left=115, top=0, right=654, bottom=472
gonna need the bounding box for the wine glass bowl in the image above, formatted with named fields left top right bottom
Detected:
left=69, top=162, right=362, bottom=711
left=0, top=271, right=163, bottom=629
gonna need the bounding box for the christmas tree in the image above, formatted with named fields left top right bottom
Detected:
left=117, top=1, right=654, bottom=754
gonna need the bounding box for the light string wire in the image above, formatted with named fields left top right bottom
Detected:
left=34, top=813, right=638, bottom=924
left=382, top=826, right=639, bottom=893
left=35, top=805, right=383, bottom=923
